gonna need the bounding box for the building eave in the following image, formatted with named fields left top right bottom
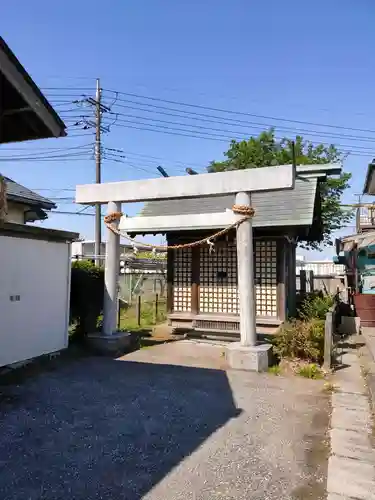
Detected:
left=363, top=161, right=375, bottom=195
left=0, top=37, right=66, bottom=143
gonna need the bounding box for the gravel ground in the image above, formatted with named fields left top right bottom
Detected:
left=0, top=355, right=329, bottom=500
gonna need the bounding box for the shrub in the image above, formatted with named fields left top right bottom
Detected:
left=271, top=319, right=325, bottom=363
left=299, top=294, right=334, bottom=321
left=70, top=261, right=104, bottom=341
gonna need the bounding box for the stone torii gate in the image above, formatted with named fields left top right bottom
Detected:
left=75, top=164, right=295, bottom=371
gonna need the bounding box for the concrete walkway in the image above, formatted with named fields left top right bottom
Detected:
left=327, top=336, right=375, bottom=500
left=362, top=327, right=375, bottom=404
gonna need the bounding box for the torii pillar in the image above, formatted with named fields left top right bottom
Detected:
left=76, top=164, right=295, bottom=368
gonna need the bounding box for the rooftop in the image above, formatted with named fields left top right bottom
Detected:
left=137, top=176, right=318, bottom=231
left=4, top=176, right=55, bottom=210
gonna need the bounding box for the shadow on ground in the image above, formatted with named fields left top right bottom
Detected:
left=0, top=358, right=241, bottom=500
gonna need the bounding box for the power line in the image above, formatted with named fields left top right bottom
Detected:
left=30, top=188, right=76, bottom=192
left=103, top=89, right=375, bottom=135
left=109, top=118, right=375, bottom=154
left=103, top=81, right=375, bottom=119
left=42, top=84, right=375, bottom=120
left=103, top=148, right=209, bottom=169
left=50, top=210, right=95, bottom=216
left=103, top=150, right=192, bottom=173
left=42, top=87, right=95, bottom=91
left=109, top=121, right=375, bottom=156
left=102, top=154, right=159, bottom=175
left=0, top=151, right=92, bottom=162
left=0, top=157, right=92, bottom=163
left=0, top=143, right=94, bottom=156
left=0, top=142, right=94, bottom=153
left=105, top=103, right=375, bottom=145
left=105, top=111, right=375, bottom=146
left=112, top=120, right=242, bottom=141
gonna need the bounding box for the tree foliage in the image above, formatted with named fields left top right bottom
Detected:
left=208, top=129, right=352, bottom=249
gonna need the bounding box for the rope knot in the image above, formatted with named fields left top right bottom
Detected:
left=232, top=204, right=255, bottom=218
left=104, top=211, right=123, bottom=224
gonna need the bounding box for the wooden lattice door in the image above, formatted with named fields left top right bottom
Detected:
left=199, top=242, right=239, bottom=314
left=172, top=248, right=192, bottom=312
left=254, top=240, right=278, bottom=317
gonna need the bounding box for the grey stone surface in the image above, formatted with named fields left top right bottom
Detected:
left=0, top=354, right=329, bottom=499
left=331, top=407, right=372, bottom=431
left=361, top=327, right=375, bottom=406
left=327, top=495, right=360, bottom=500
left=86, top=332, right=132, bottom=355
left=330, top=434, right=375, bottom=463
left=327, top=456, right=375, bottom=500
left=331, top=392, right=370, bottom=411
left=225, top=342, right=271, bottom=372
left=328, top=336, right=375, bottom=500
left=330, top=427, right=372, bottom=448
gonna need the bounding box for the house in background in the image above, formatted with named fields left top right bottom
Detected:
left=334, top=160, right=375, bottom=326
left=0, top=37, right=78, bottom=368
left=2, top=175, right=56, bottom=224
left=296, top=255, right=346, bottom=294
left=336, top=160, right=375, bottom=294
left=71, top=240, right=133, bottom=261
left=124, top=165, right=341, bottom=336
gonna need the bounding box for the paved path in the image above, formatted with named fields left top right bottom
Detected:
left=0, top=345, right=329, bottom=500
left=328, top=336, right=375, bottom=500
left=362, top=327, right=375, bottom=404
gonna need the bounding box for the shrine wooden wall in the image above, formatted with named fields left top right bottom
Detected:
left=167, top=232, right=288, bottom=328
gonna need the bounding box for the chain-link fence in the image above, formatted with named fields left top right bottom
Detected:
left=117, top=257, right=167, bottom=330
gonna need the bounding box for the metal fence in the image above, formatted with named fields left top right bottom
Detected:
left=296, top=270, right=345, bottom=296
left=118, top=257, right=167, bottom=305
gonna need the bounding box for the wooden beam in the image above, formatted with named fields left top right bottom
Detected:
left=166, top=240, right=174, bottom=315
left=287, top=240, right=297, bottom=317
left=76, top=164, right=294, bottom=204
left=277, top=239, right=286, bottom=322
left=119, top=210, right=240, bottom=233
left=191, top=247, right=200, bottom=315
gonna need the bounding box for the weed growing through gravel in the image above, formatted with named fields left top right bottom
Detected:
left=322, top=382, right=338, bottom=393
left=297, top=363, right=324, bottom=379
left=268, top=365, right=281, bottom=376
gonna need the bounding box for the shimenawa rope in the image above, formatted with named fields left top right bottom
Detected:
left=104, top=204, right=254, bottom=251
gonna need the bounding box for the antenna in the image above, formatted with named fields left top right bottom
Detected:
left=157, top=166, right=169, bottom=177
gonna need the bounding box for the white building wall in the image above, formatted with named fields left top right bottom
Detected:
left=296, top=256, right=345, bottom=276
left=0, top=236, right=71, bottom=367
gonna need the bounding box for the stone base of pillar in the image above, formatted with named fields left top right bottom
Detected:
left=86, top=332, right=133, bottom=356
left=225, top=342, right=272, bottom=372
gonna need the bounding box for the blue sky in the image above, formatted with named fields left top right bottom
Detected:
left=1, top=0, right=375, bottom=258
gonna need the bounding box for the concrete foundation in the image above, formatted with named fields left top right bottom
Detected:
left=86, top=332, right=132, bottom=356
left=339, top=316, right=361, bottom=335
left=225, top=342, right=272, bottom=372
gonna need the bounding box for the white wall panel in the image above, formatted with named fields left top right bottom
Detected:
left=0, top=236, right=70, bottom=367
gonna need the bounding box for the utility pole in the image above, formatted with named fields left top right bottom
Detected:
left=94, top=78, right=102, bottom=266
left=354, top=193, right=362, bottom=234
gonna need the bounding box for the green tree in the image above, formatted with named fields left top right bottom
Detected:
left=208, top=129, right=352, bottom=250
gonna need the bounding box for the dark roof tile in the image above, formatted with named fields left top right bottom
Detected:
left=3, top=176, right=56, bottom=209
